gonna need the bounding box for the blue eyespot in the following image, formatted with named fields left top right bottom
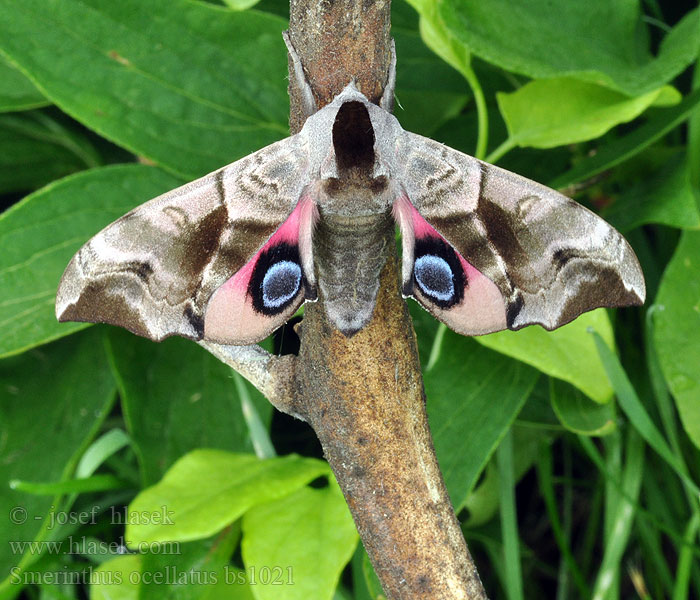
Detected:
left=262, top=260, right=302, bottom=309
left=414, top=254, right=454, bottom=302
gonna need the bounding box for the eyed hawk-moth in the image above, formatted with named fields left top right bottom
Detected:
left=55, top=42, right=645, bottom=345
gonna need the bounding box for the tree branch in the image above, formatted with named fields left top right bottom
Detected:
left=281, top=1, right=489, bottom=598
left=199, top=342, right=300, bottom=417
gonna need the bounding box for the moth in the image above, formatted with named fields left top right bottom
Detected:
left=55, top=41, right=645, bottom=345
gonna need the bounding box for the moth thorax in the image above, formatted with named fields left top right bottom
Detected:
left=314, top=210, right=394, bottom=336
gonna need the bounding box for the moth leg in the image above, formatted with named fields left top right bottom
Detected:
left=380, top=39, right=396, bottom=113
left=282, top=30, right=318, bottom=118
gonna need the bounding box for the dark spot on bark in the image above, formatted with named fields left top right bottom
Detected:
left=416, top=574, right=431, bottom=593
left=352, top=465, right=367, bottom=478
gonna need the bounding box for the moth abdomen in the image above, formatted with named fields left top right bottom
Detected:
left=315, top=209, right=393, bottom=336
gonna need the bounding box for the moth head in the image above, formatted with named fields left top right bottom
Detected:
left=332, top=100, right=375, bottom=173
left=306, top=83, right=397, bottom=186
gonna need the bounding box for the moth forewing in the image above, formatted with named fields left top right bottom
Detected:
left=55, top=134, right=315, bottom=344
left=392, top=131, right=645, bottom=333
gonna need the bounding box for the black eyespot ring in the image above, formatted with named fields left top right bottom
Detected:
left=249, top=242, right=304, bottom=315
left=413, top=237, right=465, bottom=308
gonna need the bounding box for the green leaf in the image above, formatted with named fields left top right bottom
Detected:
left=653, top=231, right=700, bottom=449
left=439, top=0, right=700, bottom=96
left=0, top=164, right=183, bottom=359
left=0, top=328, right=116, bottom=587
left=461, top=462, right=499, bottom=527
left=497, top=430, right=524, bottom=600
left=674, top=512, right=700, bottom=600
left=0, top=112, right=95, bottom=195
left=0, top=56, right=48, bottom=112
left=214, top=568, right=257, bottom=600
left=0, top=0, right=289, bottom=178
left=535, top=447, right=589, bottom=598
left=498, top=79, right=679, bottom=149
left=404, top=0, right=471, bottom=77
left=91, top=552, right=257, bottom=600
left=76, top=429, right=131, bottom=479
left=550, top=87, right=700, bottom=190
left=689, top=53, right=700, bottom=216
left=140, top=526, right=240, bottom=600
left=232, top=372, right=276, bottom=460
left=392, top=27, right=470, bottom=136
left=425, top=332, right=539, bottom=509
left=463, top=425, right=550, bottom=527
left=591, top=330, right=700, bottom=496
left=242, top=478, right=358, bottom=600
left=590, top=429, right=644, bottom=600
left=351, top=545, right=382, bottom=600
left=105, top=329, right=273, bottom=485
left=90, top=554, right=141, bottom=600
left=476, top=309, right=616, bottom=403
left=221, top=0, right=262, bottom=10
left=550, top=380, right=616, bottom=436
left=127, top=450, right=328, bottom=544
left=604, top=153, right=700, bottom=233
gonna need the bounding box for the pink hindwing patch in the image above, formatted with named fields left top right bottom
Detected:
left=204, top=197, right=318, bottom=344
left=393, top=195, right=507, bottom=335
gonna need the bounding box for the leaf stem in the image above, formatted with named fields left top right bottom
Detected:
left=673, top=512, right=700, bottom=600
left=497, top=429, right=524, bottom=600
left=485, top=138, right=516, bottom=164
left=232, top=371, right=277, bottom=459
left=461, top=65, right=489, bottom=160
left=426, top=323, right=447, bottom=371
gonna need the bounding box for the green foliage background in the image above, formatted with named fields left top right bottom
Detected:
left=1, top=0, right=699, bottom=598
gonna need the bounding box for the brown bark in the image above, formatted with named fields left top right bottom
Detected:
left=287, top=0, right=392, bottom=131
left=285, top=1, right=488, bottom=598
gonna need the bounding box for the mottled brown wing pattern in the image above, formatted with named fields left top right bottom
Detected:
left=56, top=135, right=309, bottom=342
left=396, top=131, right=645, bottom=331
